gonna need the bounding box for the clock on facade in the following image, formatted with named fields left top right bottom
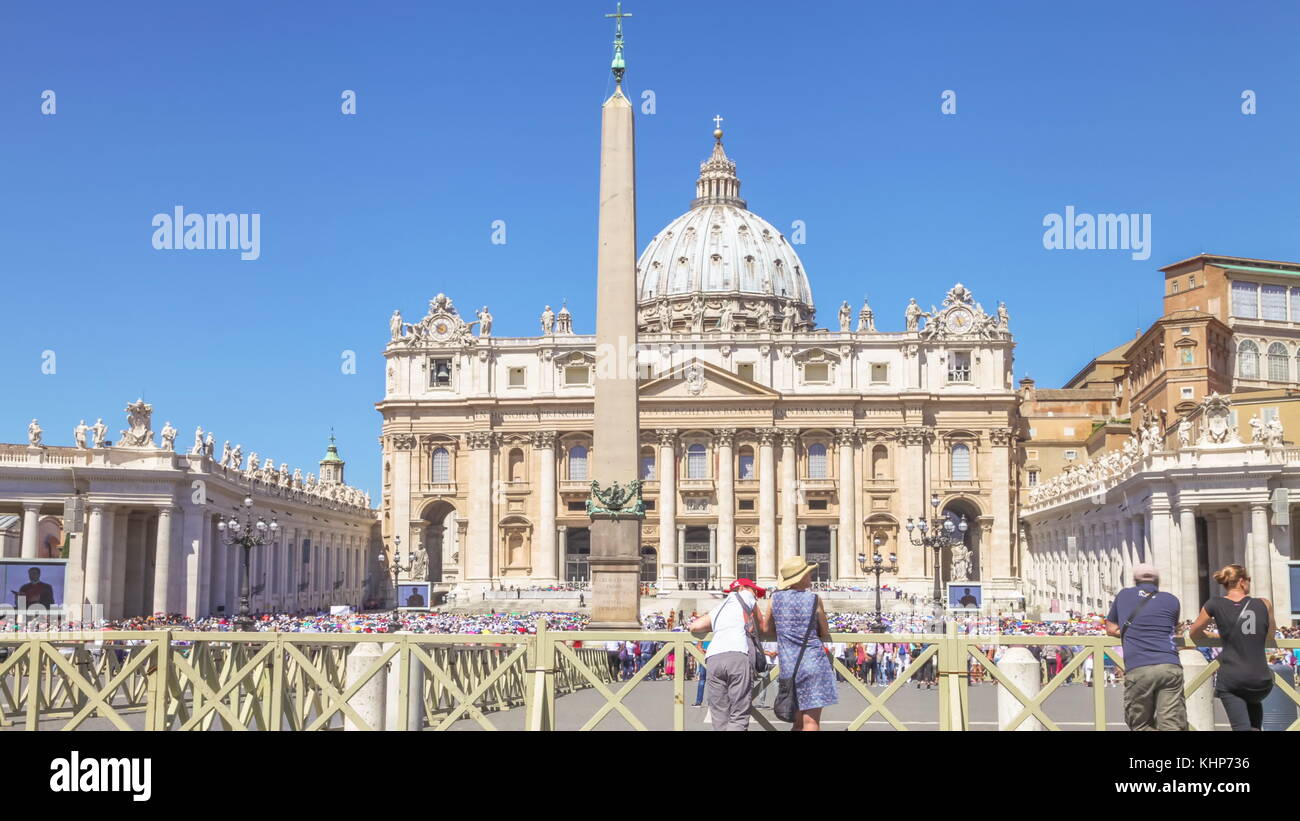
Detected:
left=945, top=308, right=974, bottom=335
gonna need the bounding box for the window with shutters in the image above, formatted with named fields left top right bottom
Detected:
left=1238, top=340, right=1260, bottom=379
left=1268, top=342, right=1289, bottom=381
left=569, top=446, right=588, bottom=480
left=1262, top=285, right=1287, bottom=321
left=686, top=444, right=707, bottom=479
left=950, top=444, right=971, bottom=481
left=807, top=443, right=827, bottom=479
left=431, top=448, right=450, bottom=483
left=1231, top=282, right=1259, bottom=318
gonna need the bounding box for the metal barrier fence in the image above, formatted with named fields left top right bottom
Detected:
left=0, top=622, right=1296, bottom=730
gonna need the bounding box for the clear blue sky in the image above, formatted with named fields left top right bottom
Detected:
left=3, top=0, right=1299, bottom=500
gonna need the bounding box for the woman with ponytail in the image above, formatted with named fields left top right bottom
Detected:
left=1189, top=564, right=1277, bottom=730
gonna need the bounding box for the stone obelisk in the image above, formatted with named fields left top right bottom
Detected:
left=587, top=3, right=643, bottom=628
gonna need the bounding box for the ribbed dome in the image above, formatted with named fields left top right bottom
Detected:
left=635, top=137, right=813, bottom=307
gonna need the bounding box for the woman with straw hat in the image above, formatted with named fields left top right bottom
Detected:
left=755, top=555, right=837, bottom=730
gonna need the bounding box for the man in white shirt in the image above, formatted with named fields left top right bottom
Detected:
left=689, top=579, right=765, bottom=731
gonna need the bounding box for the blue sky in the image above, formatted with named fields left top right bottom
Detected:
left=3, top=0, right=1299, bottom=499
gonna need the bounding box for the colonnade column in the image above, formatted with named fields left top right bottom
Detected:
left=989, top=428, right=1014, bottom=580
left=757, top=428, right=778, bottom=585
left=20, top=502, right=40, bottom=558
left=779, top=430, right=799, bottom=565
left=715, top=429, right=736, bottom=583
left=1249, top=503, right=1272, bottom=602
left=109, top=510, right=129, bottom=619
left=835, top=429, right=857, bottom=582
left=466, top=431, right=495, bottom=585
left=656, top=429, right=678, bottom=589
left=83, top=505, right=106, bottom=611
left=535, top=431, right=558, bottom=583
left=1178, top=504, right=1198, bottom=618
left=557, top=526, right=568, bottom=582
left=152, top=506, right=175, bottom=614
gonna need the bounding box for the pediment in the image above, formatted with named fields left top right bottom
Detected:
left=639, top=358, right=779, bottom=399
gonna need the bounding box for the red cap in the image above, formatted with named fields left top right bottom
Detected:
left=725, top=578, right=767, bottom=598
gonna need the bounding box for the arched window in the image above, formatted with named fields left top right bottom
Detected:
left=807, top=443, right=828, bottom=479
left=737, top=446, right=755, bottom=480
left=639, top=446, right=656, bottom=480
left=431, top=448, right=450, bottom=483
left=1268, top=342, right=1289, bottom=382
left=507, top=448, right=524, bottom=482
left=871, top=445, right=889, bottom=479
left=568, top=445, right=588, bottom=481
left=1238, top=340, right=1260, bottom=380
left=950, top=444, right=971, bottom=481
left=686, top=443, right=707, bottom=479
left=736, top=546, right=757, bottom=579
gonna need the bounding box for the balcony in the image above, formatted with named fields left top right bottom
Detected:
left=559, top=480, right=591, bottom=498
left=420, top=482, right=458, bottom=496
left=678, top=478, right=715, bottom=496
left=799, top=478, right=837, bottom=497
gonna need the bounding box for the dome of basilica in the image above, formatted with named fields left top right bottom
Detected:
left=635, top=132, right=815, bottom=334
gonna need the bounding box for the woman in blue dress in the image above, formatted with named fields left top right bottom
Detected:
left=756, top=556, right=837, bottom=730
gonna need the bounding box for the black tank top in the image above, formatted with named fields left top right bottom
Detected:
left=1203, top=596, right=1271, bottom=692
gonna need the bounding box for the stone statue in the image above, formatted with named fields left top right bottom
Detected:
left=278, top=462, right=290, bottom=486
left=761, top=273, right=773, bottom=294
left=246, top=451, right=258, bottom=475
left=220, top=440, right=232, bottom=467
left=231, top=444, right=243, bottom=471
left=905, top=298, right=923, bottom=332
left=160, top=421, right=177, bottom=451
left=657, top=299, right=672, bottom=333
left=780, top=300, right=794, bottom=334
left=556, top=303, right=572, bottom=335
left=1249, top=414, right=1264, bottom=442
left=73, top=420, right=89, bottom=449
left=390, top=310, right=403, bottom=341
left=411, top=549, right=428, bottom=581
left=690, top=294, right=705, bottom=334
left=541, top=305, right=555, bottom=335
left=1177, top=417, right=1191, bottom=448
left=204, top=432, right=215, bottom=458
left=306, top=472, right=316, bottom=490
left=477, top=306, right=492, bottom=337
left=719, top=302, right=735, bottom=333
left=758, top=301, right=774, bottom=331
left=838, top=301, right=852, bottom=332
left=950, top=542, right=972, bottom=582
left=1266, top=417, right=1284, bottom=448
left=91, top=418, right=108, bottom=448
left=118, top=398, right=155, bottom=448
left=191, top=426, right=204, bottom=455
left=997, top=301, right=1010, bottom=329
left=27, top=419, right=42, bottom=447
left=292, top=467, right=303, bottom=488
left=857, top=298, right=875, bottom=333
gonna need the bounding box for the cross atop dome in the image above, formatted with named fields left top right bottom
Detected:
left=605, top=2, right=632, bottom=85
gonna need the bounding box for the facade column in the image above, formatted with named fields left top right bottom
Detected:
left=779, top=429, right=799, bottom=565
left=1231, top=508, right=1246, bottom=566
left=1248, top=503, right=1272, bottom=604
left=212, top=522, right=228, bottom=616
left=757, top=428, right=778, bottom=585
left=20, top=502, right=41, bottom=558
left=389, top=435, right=413, bottom=580
left=1178, top=504, right=1198, bottom=617
left=557, top=526, right=568, bottom=582
left=657, top=430, right=678, bottom=588
left=535, top=431, right=558, bottom=583
left=83, top=505, right=106, bottom=611
left=835, top=429, right=857, bottom=581
left=715, top=429, right=736, bottom=583
left=182, top=502, right=207, bottom=618
left=828, top=525, right=838, bottom=582
left=466, top=431, right=495, bottom=585
left=989, top=428, right=1014, bottom=581
left=1122, top=516, right=1137, bottom=582
left=1147, top=503, right=1172, bottom=594
left=798, top=524, right=807, bottom=558
left=153, top=506, right=175, bottom=614
left=707, top=524, right=718, bottom=586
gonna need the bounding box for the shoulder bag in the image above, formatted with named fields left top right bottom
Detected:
left=718, top=592, right=767, bottom=675
left=774, top=593, right=820, bottom=723
left=1119, top=587, right=1159, bottom=642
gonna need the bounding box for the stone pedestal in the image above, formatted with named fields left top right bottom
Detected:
left=1180, top=648, right=1213, bottom=731
left=587, top=518, right=641, bottom=628
left=996, top=647, right=1042, bottom=730
left=345, top=642, right=387, bottom=731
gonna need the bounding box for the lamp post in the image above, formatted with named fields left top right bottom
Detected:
left=216, top=495, right=279, bottom=632
left=378, top=535, right=410, bottom=633
left=857, top=536, right=897, bottom=628
left=904, top=493, right=968, bottom=612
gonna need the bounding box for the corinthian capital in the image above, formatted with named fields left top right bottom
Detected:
left=756, top=427, right=780, bottom=447
left=834, top=428, right=858, bottom=447
left=895, top=426, right=933, bottom=447
left=391, top=434, right=417, bottom=451
left=531, top=430, right=557, bottom=449
left=988, top=427, right=1016, bottom=447
left=779, top=429, right=800, bottom=448
left=466, top=431, right=496, bottom=450
left=655, top=429, right=678, bottom=448
left=714, top=428, right=737, bottom=447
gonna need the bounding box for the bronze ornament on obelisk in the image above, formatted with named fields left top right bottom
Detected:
left=586, top=2, right=643, bottom=628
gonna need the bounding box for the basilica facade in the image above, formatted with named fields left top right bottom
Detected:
left=378, top=133, right=1024, bottom=604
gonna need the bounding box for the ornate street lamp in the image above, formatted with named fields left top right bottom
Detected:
left=857, top=535, right=897, bottom=628
left=904, top=492, right=968, bottom=610
left=377, top=535, right=410, bottom=633
left=216, top=495, right=278, bottom=631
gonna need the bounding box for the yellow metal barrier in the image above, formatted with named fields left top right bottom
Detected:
left=0, top=626, right=1295, bottom=730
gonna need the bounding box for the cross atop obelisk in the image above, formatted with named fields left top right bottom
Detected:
left=588, top=4, right=643, bottom=628
left=606, top=3, right=632, bottom=85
